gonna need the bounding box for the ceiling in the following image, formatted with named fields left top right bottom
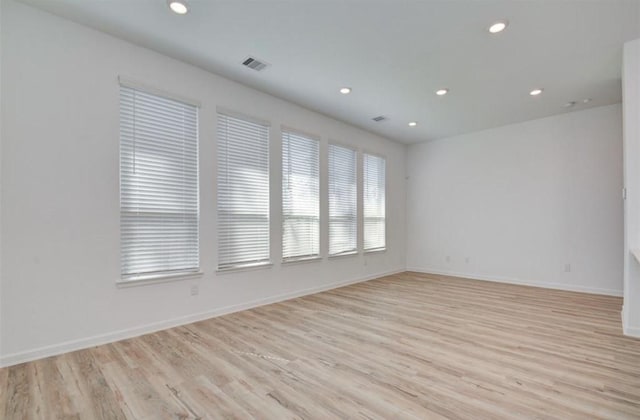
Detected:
left=19, top=0, right=640, bottom=144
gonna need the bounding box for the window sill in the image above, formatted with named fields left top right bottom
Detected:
left=328, top=251, right=359, bottom=259
left=216, top=261, right=273, bottom=274
left=365, top=247, right=387, bottom=254
left=117, top=270, right=203, bottom=288
left=282, top=256, right=322, bottom=265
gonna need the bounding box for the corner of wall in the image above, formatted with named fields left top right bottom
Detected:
left=0, top=0, right=5, bottom=361
left=403, top=142, right=410, bottom=272
left=623, top=38, right=640, bottom=341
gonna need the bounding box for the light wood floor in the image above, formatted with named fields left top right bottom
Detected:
left=2, top=272, right=640, bottom=419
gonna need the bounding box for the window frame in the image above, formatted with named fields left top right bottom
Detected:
left=118, top=78, right=201, bottom=283
left=362, top=150, right=387, bottom=253
left=216, top=108, right=272, bottom=272
left=281, top=127, right=322, bottom=263
left=327, top=141, right=359, bottom=258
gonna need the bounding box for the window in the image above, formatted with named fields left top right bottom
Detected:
left=328, top=144, right=357, bottom=256
left=282, top=130, right=320, bottom=261
left=217, top=112, right=270, bottom=269
left=119, top=83, right=199, bottom=280
left=364, top=153, right=386, bottom=251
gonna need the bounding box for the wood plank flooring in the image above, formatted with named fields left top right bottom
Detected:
left=2, top=272, right=640, bottom=419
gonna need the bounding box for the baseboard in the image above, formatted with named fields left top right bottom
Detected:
left=407, top=267, right=623, bottom=297
left=622, top=305, right=640, bottom=338
left=623, top=323, right=640, bottom=338
left=0, top=268, right=404, bottom=368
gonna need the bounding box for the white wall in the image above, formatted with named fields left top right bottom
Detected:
left=0, top=0, right=4, bottom=358
left=406, top=104, right=624, bottom=296
left=0, top=0, right=406, bottom=365
left=623, top=38, right=640, bottom=337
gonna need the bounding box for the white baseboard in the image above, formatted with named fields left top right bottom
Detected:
left=0, top=268, right=404, bottom=368
left=623, top=324, right=640, bottom=338
left=622, top=306, right=640, bottom=338
left=407, top=267, right=623, bottom=297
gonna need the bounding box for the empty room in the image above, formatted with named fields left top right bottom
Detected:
left=1, top=0, right=640, bottom=418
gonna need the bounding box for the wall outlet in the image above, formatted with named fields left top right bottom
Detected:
left=446, top=255, right=451, bottom=263
left=190, top=285, right=199, bottom=296
left=465, top=257, right=470, bottom=264
left=564, top=263, right=571, bottom=273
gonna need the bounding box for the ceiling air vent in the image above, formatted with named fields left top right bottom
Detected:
left=372, top=115, right=386, bottom=122
left=242, top=56, right=269, bottom=71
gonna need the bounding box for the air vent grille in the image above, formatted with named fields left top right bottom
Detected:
left=242, top=57, right=269, bottom=71
left=372, top=116, right=386, bottom=122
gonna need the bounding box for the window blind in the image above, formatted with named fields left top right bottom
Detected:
left=120, top=85, right=199, bottom=280
left=282, top=130, right=320, bottom=261
left=217, top=113, right=270, bottom=269
left=328, top=144, right=357, bottom=256
left=364, top=153, right=386, bottom=251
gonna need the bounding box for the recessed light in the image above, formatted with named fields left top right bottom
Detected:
left=408, top=121, right=418, bottom=127
left=488, top=20, right=508, bottom=34
left=168, top=0, right=189, bottom=14
left=339, top=87, right=352, bottom=95
left=529, top=88, right=543, bottom=96
left=564, top=101, right=576, bottom=108
left=436, top=88, right=449, bottom=96
left=583, top=98, right=592, bottom=103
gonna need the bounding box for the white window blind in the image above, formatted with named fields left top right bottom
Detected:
left=282, top=130, right=320, bottom=261
left=217, top=113, right=270, bottom=269
left=328, top=144, right=357, bottom=256
left=364, top=153, right=386, bottom=251
left=120, top=84, right=199, bottom=280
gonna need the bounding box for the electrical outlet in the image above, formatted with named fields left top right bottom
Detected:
left=190, top=285, right=199, bottom=296
left=465, top=257, right=470, bottom=264
left=564, top=264, right=571, bottom=273
left=446, top=256, right=451, bottom=263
